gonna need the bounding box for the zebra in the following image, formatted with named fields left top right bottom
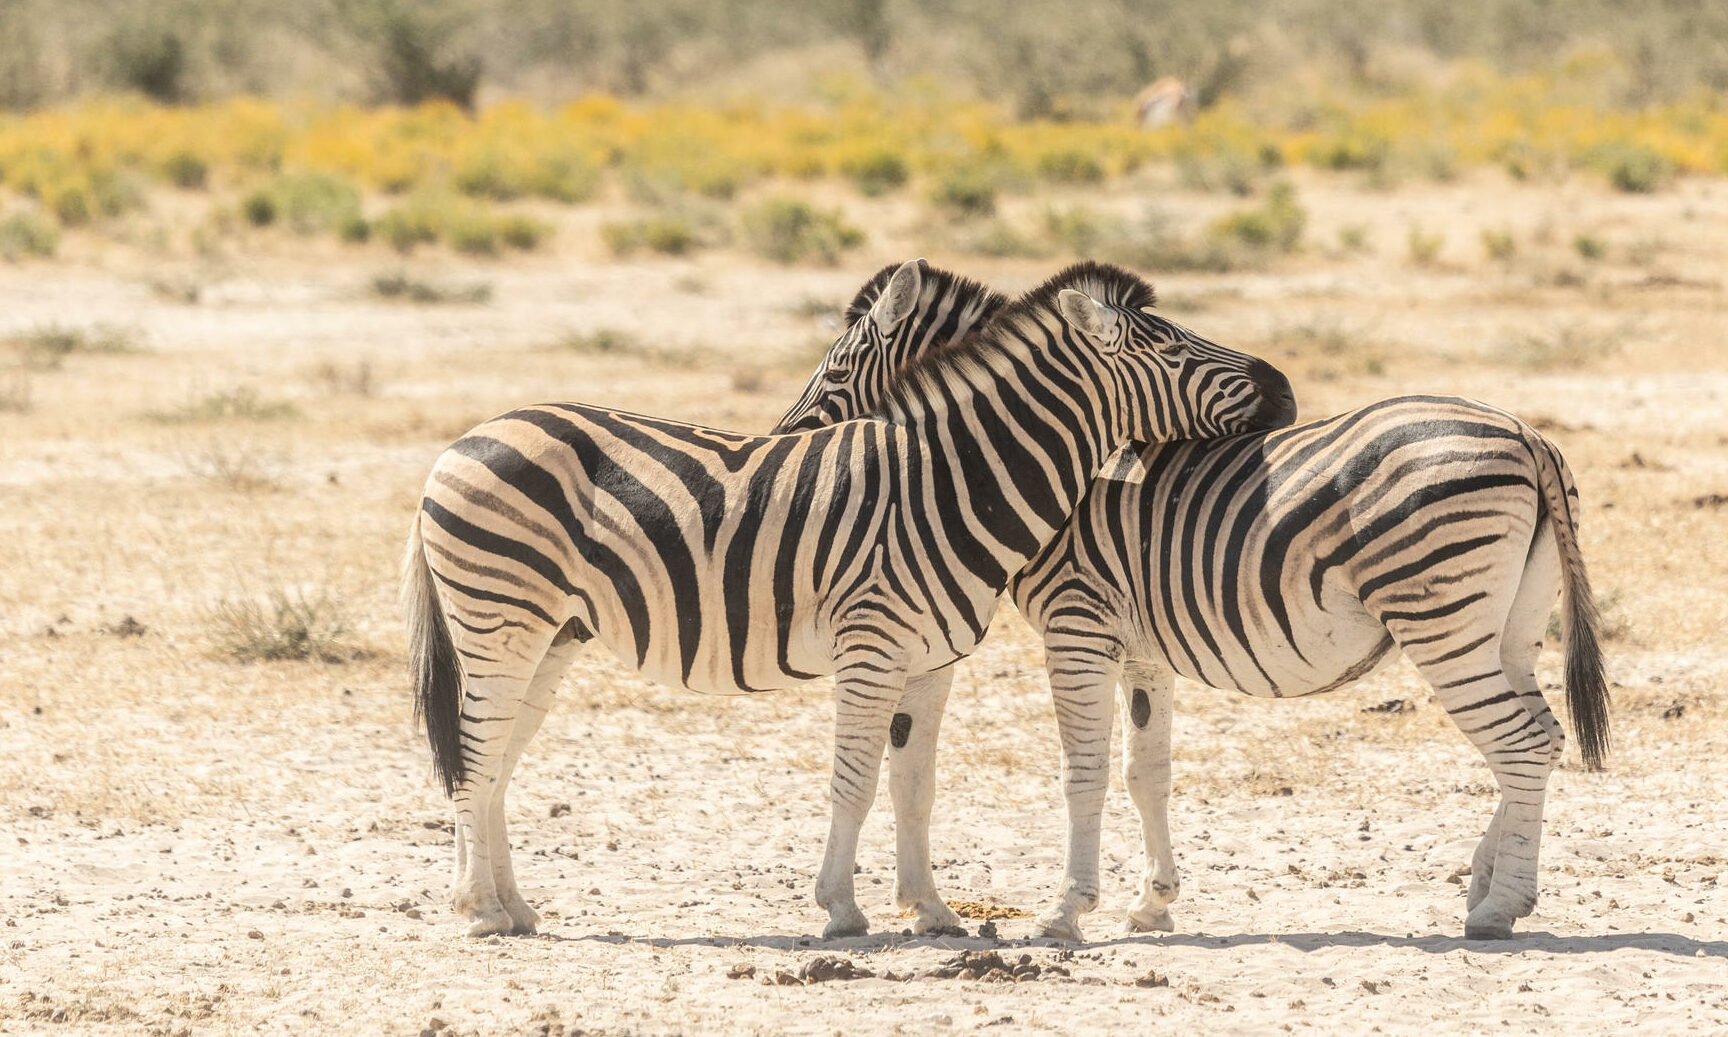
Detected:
left=777, top=303, right=1609, bottom=943
left=403, top=259, right=1295, bottom=939
left=775, top=261, right=1004, bottom=434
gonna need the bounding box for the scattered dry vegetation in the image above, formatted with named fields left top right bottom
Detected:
left=3, top=5, right=1727, bottom=1033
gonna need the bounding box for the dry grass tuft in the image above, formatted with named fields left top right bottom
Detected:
left=178, top=442, right=283, bottom=493
left=207, top=590, right=356, bottom=663
left=150, top=387, right=298, bottom=423
left=371, top=272, right=492, bottom=305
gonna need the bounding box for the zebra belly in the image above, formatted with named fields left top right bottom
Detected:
left=1140, top=572, right=1395, bottom=699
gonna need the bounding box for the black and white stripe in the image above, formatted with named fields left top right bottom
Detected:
left=783, top=289, right=1608, bottom=943
left=402, top=260, right=1292, bottom=938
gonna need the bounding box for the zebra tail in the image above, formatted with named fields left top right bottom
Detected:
left=403, top=512, right=466, bottom=797
left=1532, top=431, right=1611, bottom=771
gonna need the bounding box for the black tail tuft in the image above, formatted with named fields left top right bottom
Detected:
left=405, top=516, right=466, bottom=796
left=1563, top=565, right=1611, bottom=771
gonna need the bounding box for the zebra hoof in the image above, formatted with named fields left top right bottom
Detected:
left=1034, top=912, right=1086, bottom=944
left=910, top=904, right=964, bottom=936
left=822, top=907, right=870, bottom=940
left=1464, top=921, right=1514, bottom=940
left=1125, top=908, right=1176, bottom=934
left=464, top=910, right=517, bottom=938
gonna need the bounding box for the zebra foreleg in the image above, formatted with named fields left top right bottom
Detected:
left=814, top=652, right=908, bottom=939
left=1034, top=627, right=1124, bottom=943
left=887, top=665, right=963, bottom=934
left=1119, top=659, right=1180, bottom=934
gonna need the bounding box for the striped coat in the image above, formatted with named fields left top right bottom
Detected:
left=404, top=260, right=1294, bottom=938
left=779, top=286, right=1607, bottom=942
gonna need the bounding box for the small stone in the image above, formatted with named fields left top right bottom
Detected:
left=727, top=963, right=756, bottom=980
left=1135, top=970, right=1169, bottom=988
left=247, top=930, right=264, bottom=940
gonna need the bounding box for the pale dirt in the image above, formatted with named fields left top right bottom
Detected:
left=3, top=168, right=1726, bottom=1035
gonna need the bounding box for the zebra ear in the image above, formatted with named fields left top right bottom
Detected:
left=1056, top=288, right=1121, bottom=351
left=871, top=259, right=924, bottom=333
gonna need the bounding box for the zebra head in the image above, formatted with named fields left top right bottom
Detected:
left=772, top=259, right=1007, bottom=433
left=1042, top=262, right=1297, bottom=441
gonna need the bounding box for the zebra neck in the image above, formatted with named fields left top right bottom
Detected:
left=892, top=348, right=1111, bottom=588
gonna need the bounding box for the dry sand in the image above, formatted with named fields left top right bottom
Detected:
left=3, top=169, right=1727, bottom=1034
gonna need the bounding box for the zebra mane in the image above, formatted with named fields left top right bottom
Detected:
left=843, top=260, right=1007, bottom=331
left=871, top=261, right=1154, bottom=420
left=1002, top=260, right=1157, bottom=326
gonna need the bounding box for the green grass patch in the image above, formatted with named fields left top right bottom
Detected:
left=3, top=324, right=139, bottom=369
left=371, top=272, right=492, bottom=304
left=602, top=215, right=699, bottom=256
left=241, top=171, right=364, bottom=235
left=739, top=197, right=864, bottom=264
left=0, top=210, right=60, bottom=259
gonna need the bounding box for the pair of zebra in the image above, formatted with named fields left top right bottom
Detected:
left=405, top=259, right=1607, bottom=944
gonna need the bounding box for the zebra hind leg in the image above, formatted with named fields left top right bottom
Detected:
left=1468, top=527, right=1565, bottom=916
left=1118, top=659, right=1180, bottom=934
left=887, top=666, right=964, bottom=934
left=484, top=637, right=582, bottom=934
left=449, top=634, right=573, bottom=937
left=1033, top=626, right=1124, bottom=944
left=1410, top=633, right=1557, bottom=940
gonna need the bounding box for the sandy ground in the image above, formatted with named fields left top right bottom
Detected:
left=3, top=169, right=1727, bottom=1034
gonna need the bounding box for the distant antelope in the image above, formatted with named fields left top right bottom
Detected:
left=1134, top=77, right=1197, bottom=128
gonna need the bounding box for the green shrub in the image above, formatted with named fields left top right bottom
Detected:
left=1035, top=148, right=1105, bottom=185
left=1175, top=148, right=1262, bottom=195
left=1481, top=228, right=1517, bottom=261
left=929, top=168, right=998, bottom=219
left=162, top=151, right=209, bottom=190
left=151, top=387, right=298, bottom=422
left=603, top=216, right=698, bottom=256
left=241, top=190, right=278, bottom=227
left=371, top=272, right=491, bottom=304
left=1044, top=205, right=1106, bottom=257
left=1407, top=225, right=1445, bottom=266
left=498, top=215, right=550, bottom=251
left=1310, top=133, right=1391, bottom=172
left=375, top=204, right=440, bottom=252
left=740, top=197, right=864, bottom=264
left=531, top=152, right=601, bottom=203
left=1573, top=233, right=1606, bottom=260
left=0, top=210, right=60, bottom=259
left=5, top=324, right=138, bottom=369
left=1601, top=144, right=1672, bottom=193
left=1209, top=181, right=1305, bottom=254
left=339, top=215, right=372, bottom=243
left=839, top=149, right=909, bottom=197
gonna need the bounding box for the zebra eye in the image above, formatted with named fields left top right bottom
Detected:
left=823, top=366, right=851, bottom=385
